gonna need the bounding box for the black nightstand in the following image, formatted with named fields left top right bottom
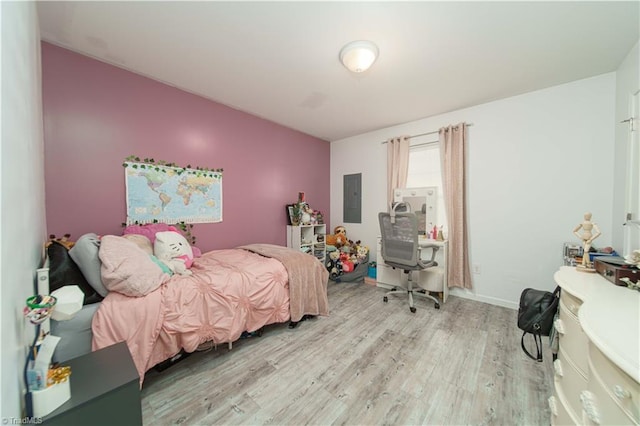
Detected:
left=42, top=341, right=142, bottom=425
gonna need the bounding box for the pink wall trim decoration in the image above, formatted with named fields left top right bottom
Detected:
left=42, top=43, right=330, bottom=252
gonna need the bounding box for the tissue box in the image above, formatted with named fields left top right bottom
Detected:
left=31, top=379, right=70, bottom=417
left=50, top=286, right=84, bottom=321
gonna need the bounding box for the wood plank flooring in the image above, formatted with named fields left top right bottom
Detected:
left=141, top=281, right=554, bottom=425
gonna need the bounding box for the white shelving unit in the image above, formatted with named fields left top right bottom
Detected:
left=287, top=224, right=326, bottom=264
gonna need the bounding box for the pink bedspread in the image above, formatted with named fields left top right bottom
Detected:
left=92, top=248, right=293, bottom=385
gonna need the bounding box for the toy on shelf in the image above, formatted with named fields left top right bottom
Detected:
left=573, top=212, right=601, bottom=272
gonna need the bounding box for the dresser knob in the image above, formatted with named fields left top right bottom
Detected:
left=580, top=391, right=601, bottom=425
left=553, top=359, right=563, bottom=377
left=613, top=385, right=631, bottom=400
left=605, top=270, right=613, bottom=276
left=548, top=396, right=558, bottom=416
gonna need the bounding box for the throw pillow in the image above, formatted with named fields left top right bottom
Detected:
left=48, top=241, right=102, bottom=304
left=99, top=235, right=170, bottom=297
left=69, top=233, right=109, bottom=297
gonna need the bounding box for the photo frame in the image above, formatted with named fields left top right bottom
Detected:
left=286, top=204, right=295, bottom=225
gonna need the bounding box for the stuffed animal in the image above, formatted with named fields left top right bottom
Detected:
left=326, top=250, right=343, bottom=280
left=47, top=234, right=74, bottom=249
left=339, top=252, right=354, bottom=273
left=154, top=231, right=194, bottom=276
left=326, top=225, right=348, bottom=248
left=356, top=243, right=369, bottom=263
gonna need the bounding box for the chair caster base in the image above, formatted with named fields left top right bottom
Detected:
left=383, top=296, right=388, bottom=303
left=410, top=307, right=416, bottom=313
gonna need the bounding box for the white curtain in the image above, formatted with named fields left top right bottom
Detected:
left=386, top=136, right=411, bottom=208
left=439, top=123, right=472, bottom=289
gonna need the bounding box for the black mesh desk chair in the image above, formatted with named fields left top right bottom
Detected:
left=378, top=211, right=441, bottom=312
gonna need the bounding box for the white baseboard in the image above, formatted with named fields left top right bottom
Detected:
left=448, top=287, right=518, bottom=310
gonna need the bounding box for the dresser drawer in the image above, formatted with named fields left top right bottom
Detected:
left=560, top=290, right=583, bottom=317
left=550, top=389, right=580, bottom=426
left=556, top=300, right=589, bottom=376
left=588, top=342, right=639, bottom=423
left=581, top=377, right=637, bottom=426
left=555, top=346, right=588, bottom=418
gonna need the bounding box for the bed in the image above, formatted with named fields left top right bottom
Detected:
left=49, top=233, right=329, bottom=386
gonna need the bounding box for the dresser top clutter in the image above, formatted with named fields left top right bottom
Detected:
left=554, top=266, right=640, bottom=382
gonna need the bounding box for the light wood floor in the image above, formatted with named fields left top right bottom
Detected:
left=141, top=281, right=554, bottom=425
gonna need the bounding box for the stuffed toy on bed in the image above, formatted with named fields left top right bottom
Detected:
left=154, top=231, right=194, bottom=276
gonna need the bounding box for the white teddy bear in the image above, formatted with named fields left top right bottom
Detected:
left=153, top=231, right=194, bottom=276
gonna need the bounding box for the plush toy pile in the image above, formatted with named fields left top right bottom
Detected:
left=324, top=225, right=369, bottom=281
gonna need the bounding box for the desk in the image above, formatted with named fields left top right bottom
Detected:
left=42, top=341, right=142, bottom=426
left=376, top=237, right=449, bottom=303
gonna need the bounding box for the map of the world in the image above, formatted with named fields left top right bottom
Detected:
left=125, top=161, right=222, bottom=224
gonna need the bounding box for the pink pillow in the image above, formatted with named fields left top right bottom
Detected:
left=99, top=235, right=170, bottom=297
left=123, top=223, right=178, bottom=244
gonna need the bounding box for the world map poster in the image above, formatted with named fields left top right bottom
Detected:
left=125, top=161, right=222, bottom=225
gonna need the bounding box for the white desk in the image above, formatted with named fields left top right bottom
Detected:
left=376, top=237, right=449, bottom=303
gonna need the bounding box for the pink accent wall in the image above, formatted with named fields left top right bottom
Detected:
left=42, top=42, right=330, bottom=252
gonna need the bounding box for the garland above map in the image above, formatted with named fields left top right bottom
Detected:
left=123, top=156, right=223, bottom=225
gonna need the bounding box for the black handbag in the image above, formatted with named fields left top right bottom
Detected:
left=517, top=286, right=560, bottom=361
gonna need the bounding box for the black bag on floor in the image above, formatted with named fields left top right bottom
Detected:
left=517, top=286, right=560, bottom=362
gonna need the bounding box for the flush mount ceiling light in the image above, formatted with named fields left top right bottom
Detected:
left=339, top=40, right=379, bottom=73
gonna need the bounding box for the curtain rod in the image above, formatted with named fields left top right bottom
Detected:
left=380, top=122, right=474, bottom=145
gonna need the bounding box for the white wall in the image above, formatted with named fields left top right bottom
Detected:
left=330, top=73, right=616, bottom=308
left=1, top=2, right=47, bottom=418
left=613, top=41, right=639, bottom=252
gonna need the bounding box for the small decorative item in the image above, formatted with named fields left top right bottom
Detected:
left=573, top=212, right=601, bottom=272
left=300, top=203, right=313, bottom=225
left=619, top=277, right=640, bottom=292
left=24, top=295, right=71, bottom=418
left=624, top=249, right=640, bottom=266
left=290, top=204, right=301, bottom=225
left=23, top=295, right=57, bottom=325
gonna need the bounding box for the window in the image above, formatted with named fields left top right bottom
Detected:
left=406, top=140, right=447, bottom=231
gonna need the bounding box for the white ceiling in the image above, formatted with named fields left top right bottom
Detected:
left=37, top=1, right=640, bottom=141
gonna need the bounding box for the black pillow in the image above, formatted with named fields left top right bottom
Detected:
left=47, top=241, right=103, bottom=305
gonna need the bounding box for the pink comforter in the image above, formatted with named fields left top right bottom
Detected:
left=92, top=248, right=295, bottom=384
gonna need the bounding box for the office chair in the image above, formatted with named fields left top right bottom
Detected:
left=378, top=211, right=441, bottom=312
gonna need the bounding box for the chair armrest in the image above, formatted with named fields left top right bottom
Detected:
left=417, top=244, right=440, bottom=268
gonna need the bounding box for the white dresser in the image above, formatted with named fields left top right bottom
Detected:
left=550, top=266, right=640, bottom=425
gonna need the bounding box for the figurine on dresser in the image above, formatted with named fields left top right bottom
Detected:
left=573, top=212, right=601, bottom=272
